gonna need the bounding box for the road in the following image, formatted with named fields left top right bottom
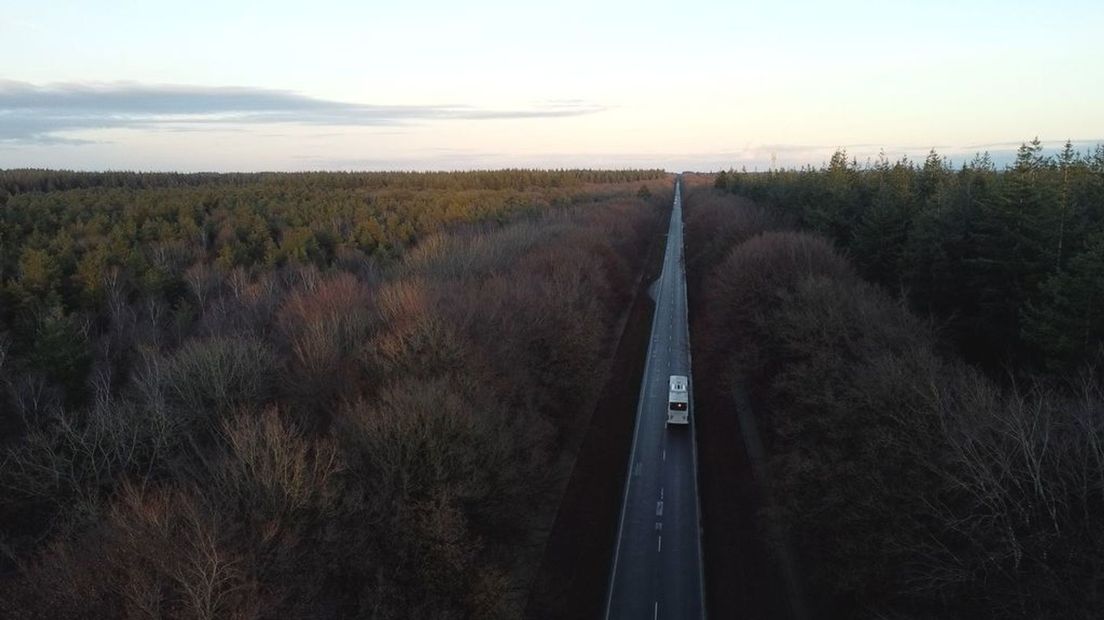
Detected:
left=606, top=178, right=704, bottom=619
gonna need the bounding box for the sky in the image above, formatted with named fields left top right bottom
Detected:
left=1, top=0, right=1102, bottom=171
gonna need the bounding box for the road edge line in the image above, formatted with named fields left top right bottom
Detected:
left=603, top=180, right=672, bottom=619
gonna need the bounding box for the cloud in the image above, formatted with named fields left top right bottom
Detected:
left=962, top=138, right=1104, bottom=151
left=0, top=80, right=606, bottom=144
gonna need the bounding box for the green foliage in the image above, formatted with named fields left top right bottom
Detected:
left=687, top=196, right=1104, bottom=618
left=0, top=168, right=667, bottom=197
left=719, top=140, right=1104, bottom=371
left=713, top=169, right=729, bottom=189
left=23, top=307, right=91, bottom=407
left=0, top=169, right=668, bottom=416
left=0, top=170, right=666, bottom=618
left=1023, top=231, right=1104, bottom=362
left=17, top=247, right=60, bottom=296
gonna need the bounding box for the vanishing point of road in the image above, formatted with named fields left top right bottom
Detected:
left=606, top=178, right=705, bottom=619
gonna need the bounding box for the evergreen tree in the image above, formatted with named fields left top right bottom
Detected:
left=1023, top=232, right=1104, bottom=365
left=714, top=170, right=729, bottom=189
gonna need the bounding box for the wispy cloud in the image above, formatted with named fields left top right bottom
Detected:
left=962, top=138, right=1104, bottom=151
left=0, top=80, right=606, bottom=144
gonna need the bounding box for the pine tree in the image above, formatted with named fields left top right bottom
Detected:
left=1054, top=140, right=1080, bottom=270
left=714, top=170, right=729, bottom=190
left=1023, top=232, right=1104, bottom=365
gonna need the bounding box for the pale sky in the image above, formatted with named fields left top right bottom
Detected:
left=1, top=0, right=1102, bottom=171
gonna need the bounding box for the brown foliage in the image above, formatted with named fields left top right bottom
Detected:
left=276, top=272, right=376, bottom=407
left=2, top=485, right=260, bottom=620
left=106, top=485, right=261, bottom=620
left=212, top=408, right=341, bottom=529
left=683, top=185, right=788, bottom=283
left=161, top=336, right=278, bottom=422
left=0, top=182, right=663, bottom=618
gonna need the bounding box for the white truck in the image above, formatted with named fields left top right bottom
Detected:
left=667, top=374, right=689, bottom=425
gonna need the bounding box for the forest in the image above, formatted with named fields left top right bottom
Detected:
left=714, top=140, right=1104, bottom=374
left=5, top=150, right=1102, bottom=618
left=687, top=140, right=1104, bottom=619
left=0, top=169, right=669, bottom=618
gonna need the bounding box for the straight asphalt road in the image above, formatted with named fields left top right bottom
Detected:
left=606, top=178, right=704, bottom=619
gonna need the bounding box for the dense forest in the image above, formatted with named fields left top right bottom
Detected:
left=7, top=153, right=1101, bottom=617
left=714, top=140, right=1104, bottom=374
left=686, top=151, right=1104, bottom=618
left=0, top=169, right=669, bottom=618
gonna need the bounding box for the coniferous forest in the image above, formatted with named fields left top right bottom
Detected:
left=0, top=169, right=670, bottom=618
left=714, top=140, right=1104, bottom=373
left=690, top=140, right=1104, bottom=618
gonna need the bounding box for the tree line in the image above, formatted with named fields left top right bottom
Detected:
left=0, top=168, right=666, bottom=198
left=714, top=140, right=1104, bottom=374
left=0, top=170, right=670, bottom=618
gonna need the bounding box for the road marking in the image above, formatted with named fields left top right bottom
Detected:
left=657, top=535, right=662, bottom=552
left=607, top=180, right=701, bottom=620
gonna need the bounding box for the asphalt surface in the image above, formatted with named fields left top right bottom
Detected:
left=606, top=179, right=704, bottom=619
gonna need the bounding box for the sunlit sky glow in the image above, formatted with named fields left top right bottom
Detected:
left=2, top=0, right=1102, bottom=171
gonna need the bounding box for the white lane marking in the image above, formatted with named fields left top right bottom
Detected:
left=662, top=449, right=666, bottom=461
left=656, top=501, right=664, bottom=516
left=657, top=535, right=662, bottom=552
left=605, top=182, right=681, bottom=620
left=654, top=601, right=659, bottom=620
left=655, top=521, right=663, bottom=531
left=661, top=487, right=665, bottom=499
